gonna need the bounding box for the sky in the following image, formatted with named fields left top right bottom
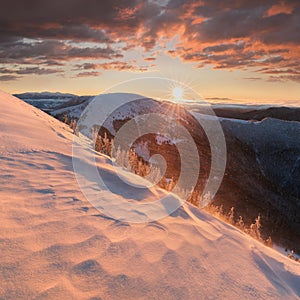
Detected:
left=0, top=0, right=300, bottom=105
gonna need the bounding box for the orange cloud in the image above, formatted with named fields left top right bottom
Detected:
left=266, top=1, right=294, bottom=17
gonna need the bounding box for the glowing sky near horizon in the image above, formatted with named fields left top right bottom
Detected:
left=1, top=0, right=300, bottom=105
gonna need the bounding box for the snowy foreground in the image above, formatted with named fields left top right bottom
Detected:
left=0, top=90, right=299, bottom=299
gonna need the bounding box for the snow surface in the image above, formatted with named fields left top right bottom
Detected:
left=0, top=90, right=299, bottom=299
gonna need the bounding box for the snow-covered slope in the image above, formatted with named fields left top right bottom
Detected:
left=0, top=90, right=299, bottom=299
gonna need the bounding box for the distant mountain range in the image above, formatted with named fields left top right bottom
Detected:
left=15, top=92, right=93, bottom=112
left=14, top=91, right=77, bottom=99
left=15, top=92, right=300, bottom=122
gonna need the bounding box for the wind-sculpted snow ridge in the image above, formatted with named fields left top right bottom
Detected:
left=0, top=89, right=299, bottom=299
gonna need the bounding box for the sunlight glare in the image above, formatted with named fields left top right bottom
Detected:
left=172, top=86, right=184, bottom=100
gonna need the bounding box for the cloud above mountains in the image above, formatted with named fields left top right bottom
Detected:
left=0, top=0, right=300, bottom=81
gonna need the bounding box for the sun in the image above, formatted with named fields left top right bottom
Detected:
left=172, top=86, right=184, bottom=100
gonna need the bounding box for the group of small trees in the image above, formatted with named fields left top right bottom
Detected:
left=205, top=203, right=273, bottom=247
left=186, top=190, right=276, bottom=248
left=94, top=131, right=113, bottom=157
left=63, top=114, right=78, bottom=135
left=66, top=121, right=298, bottom=261
left=91, top=128, right=179, bottom=192
left=115, top=146, right=152, bottom=178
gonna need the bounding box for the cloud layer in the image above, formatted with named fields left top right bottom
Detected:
left=1, top=0, right=300, bottom=81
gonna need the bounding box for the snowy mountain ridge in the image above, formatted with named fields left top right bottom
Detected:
left=0, top=90, right=299, bottom=299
